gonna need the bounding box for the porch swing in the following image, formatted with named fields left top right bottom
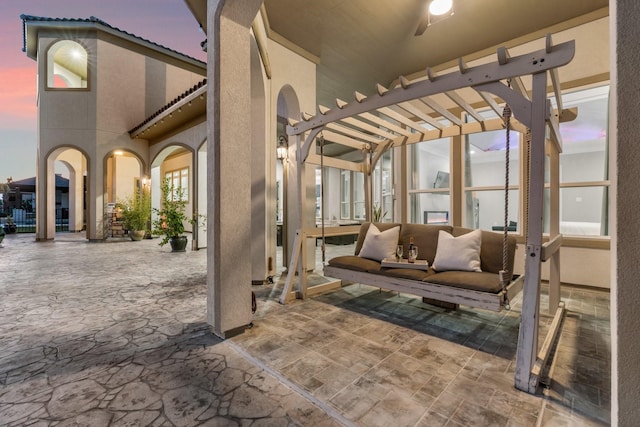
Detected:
left=279, top=34, right=572, bottom=393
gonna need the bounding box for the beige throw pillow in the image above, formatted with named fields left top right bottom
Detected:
left=432, top=229, right=482, bottom=272
left=358, top=224, right=400, bottom=262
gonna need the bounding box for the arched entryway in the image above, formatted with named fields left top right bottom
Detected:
left=151, top=144, right=200, bottom=248
left=104, top=149, right=146, bottom=239
left=38, top=147, right=88, bottom=240
left=196, top=139, right=207, bottom=249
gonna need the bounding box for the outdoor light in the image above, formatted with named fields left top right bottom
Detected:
left=114, top=150, right=124, bottom=156
left=416, top=0, right=454, bottom=35
left=429, top=0, right=453, bottom=16
left=276, top=135, right=288, bottom=161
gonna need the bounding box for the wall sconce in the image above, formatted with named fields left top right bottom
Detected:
left=276, top=135, right=288, bottom=161
left=142, top=176, right=149, bottom=187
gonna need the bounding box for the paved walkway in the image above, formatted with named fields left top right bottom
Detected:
left=0, top=233, right=610, bottom=426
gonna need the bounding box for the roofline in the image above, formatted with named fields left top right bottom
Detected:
left=129, top=79, right=207, bottom=138
left=20, top=15, right=206, bottom=70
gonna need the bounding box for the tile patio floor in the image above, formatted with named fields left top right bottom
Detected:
left=0, top=233, right=610, bottom=426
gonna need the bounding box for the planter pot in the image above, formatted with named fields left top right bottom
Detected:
left=129, top=230, right=146, bottom=241
left=169, top=235, right=188, bottom=252
left=3, top=224, right=17, bottom=234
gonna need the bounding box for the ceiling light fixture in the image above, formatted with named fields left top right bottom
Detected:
left=415, top=0, right=454, bottom=36
left=429, top=0, right=453, bottom=16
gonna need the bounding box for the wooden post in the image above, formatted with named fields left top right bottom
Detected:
left=514, top=72, right=547, bottom=393
left=548, top=141, right=561, bottom=312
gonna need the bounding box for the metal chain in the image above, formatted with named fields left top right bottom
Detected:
left=319, top=135, right=326, bottom=265
left=524, top=128, right=532, bottom=239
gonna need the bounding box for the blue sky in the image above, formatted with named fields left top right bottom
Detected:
left=0, top=0, right=207, bottom=182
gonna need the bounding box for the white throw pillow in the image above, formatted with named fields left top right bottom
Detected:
left=358, top=224, right=400, bottom=262
left=432, top=229, right=482, bottom=272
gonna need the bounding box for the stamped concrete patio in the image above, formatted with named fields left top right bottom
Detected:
left=0, top=233, right=610, bottom=426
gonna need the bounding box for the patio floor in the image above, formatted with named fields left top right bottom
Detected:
left=0, top=233, right=610, bottom=426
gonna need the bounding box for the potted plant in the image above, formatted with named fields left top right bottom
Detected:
left=116, top=188, right=151, bottom=241
left=372, top=203, right=387, bottom=222
left=152, top=178, right=191, bottom=252
left=3, top=215, right=17, bottom=234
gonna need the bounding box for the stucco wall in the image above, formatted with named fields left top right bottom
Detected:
left=612, top=0, right=640, bottom=424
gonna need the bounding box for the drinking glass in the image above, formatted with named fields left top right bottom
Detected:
left=396, top=244, right=403, bottom=261
left=409, top=245, right=419, bottom=263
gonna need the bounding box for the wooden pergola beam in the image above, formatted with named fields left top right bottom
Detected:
left=288, top=39, right=575, bottom=136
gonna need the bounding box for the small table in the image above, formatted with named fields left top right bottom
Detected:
left=381, top=258, right=430, bottom=270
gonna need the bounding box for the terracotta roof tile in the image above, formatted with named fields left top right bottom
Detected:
left=128, top=79, right=207, bottom=134
left=20, top=14, right=205, bottom=65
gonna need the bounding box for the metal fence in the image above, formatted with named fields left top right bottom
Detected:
left=1, top=208, right=69, bottom=233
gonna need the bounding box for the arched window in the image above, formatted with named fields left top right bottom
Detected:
left=47, top=40, right=88, bottom=89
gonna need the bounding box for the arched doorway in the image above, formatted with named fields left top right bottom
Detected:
left=151, top=144, right=197, bottom=247
left=275, top=85, right=303, bottom=270
left=196, top=140, right=207, bottom=249
left=104, top=149, right=146, bottom=239
left=39, top=147, right=88, bottom=240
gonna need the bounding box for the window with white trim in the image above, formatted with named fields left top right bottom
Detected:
left=164, top=168, right=189, bottom=202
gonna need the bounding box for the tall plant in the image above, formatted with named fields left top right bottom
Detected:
left=117, top=187, right=151, bottom=232
left=152, top=178, right=189, bottom=247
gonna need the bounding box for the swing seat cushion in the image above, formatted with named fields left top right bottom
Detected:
left=425, top=271, right=504, bottom=293
left=377, top=267, right=436, bottom=281
left=328, top=255, right=383, bottom=273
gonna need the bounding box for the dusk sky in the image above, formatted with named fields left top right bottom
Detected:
left=0, top=0, right=207, bottom=182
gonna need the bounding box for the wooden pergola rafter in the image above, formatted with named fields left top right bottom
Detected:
left=281, top=34, right=575, bottom=394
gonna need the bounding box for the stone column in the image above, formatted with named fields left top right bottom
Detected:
left=87, top=156, right=105, bottom=241
left=206, top=0, right=263, bottom=337
left=35, top=154, right=53, bottom=241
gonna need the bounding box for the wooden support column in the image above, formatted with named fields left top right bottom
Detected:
left=206, top=0, right=263, bottom=338
left=515, top=72, right=547, bottom=393
left=364, top=149, right=372, bottom=220
left=451, top=128, right=463, bottom=226
left=548, top=141, right=561, bottom=312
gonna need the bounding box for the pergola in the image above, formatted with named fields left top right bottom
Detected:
left=280, top=34, right=575, bottom=393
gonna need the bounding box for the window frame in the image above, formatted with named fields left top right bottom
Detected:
left=46, top=39, right=90, bottom=91
left=164, top=167, right=189, bottom=202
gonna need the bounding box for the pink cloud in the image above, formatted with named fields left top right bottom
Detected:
left=0, top=67, right=38, bottom=125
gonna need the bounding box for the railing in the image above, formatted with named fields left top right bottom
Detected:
left=0, top=209, right=70, bottom=233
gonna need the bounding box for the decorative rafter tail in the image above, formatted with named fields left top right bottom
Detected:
left=545, top=33, right=553, bottom=53
left=336, top=98, right=348, bottom=109
left=497, top=47, right=509, bottom=65
left=426, top=67, right=436, bottom=81
left=376, top=83, right=388, bottom=96
left=287, top=118, right=298, bottom=127
left=399, top=75, right=410, bottom=89
left=318, top=105, right=331, bottom=115
left=301, top=112, right=313, bottom=121
left=354, top=91, right=367, bottom=103
left=458, top=57, right=468, bottom=73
